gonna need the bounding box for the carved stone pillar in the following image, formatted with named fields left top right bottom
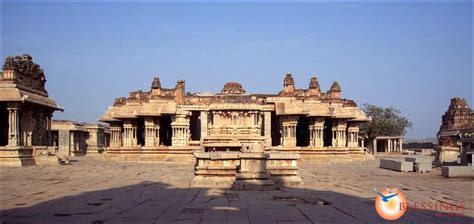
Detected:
left=332, top=119, right=347, bottom=148
left=171, top=112, right=190, bottom=146
left=122, top=119, right=137, bottom=147
left=69, top=131, right=75, bottom=154
left=7, top=103, right=21, bottom=147
left=399, top=139, right=403, bottom=152
left=373, top=139, right=377, bottom=155
left=280, top=115, right=298, bottom=147
left=264, top=111, right=271, bottom=147
left=388, top=139, right=392, bottom=153
left=46, top=113, right=52, bottom=146
left=200, top=111, right=208, bottom=140
left=144, top=117, right=160, bottom=147
left=311, top=118, right=324, bottom=147
left=110, top=124, right=122, bottom=147
left=347, top=123, right=359, bottom=148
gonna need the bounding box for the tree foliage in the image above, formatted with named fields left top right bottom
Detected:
left=360, top=104, right=413, bottom=148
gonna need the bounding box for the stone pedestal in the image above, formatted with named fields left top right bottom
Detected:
left=192, top=152, right=240, bottom=188
left=232, top=152, right=276, bottom=190
left=436, top=146, right=460, bottom=164
left=0, top=147, right=35, bottom=167
left=266, top=152, right=302, bottom=187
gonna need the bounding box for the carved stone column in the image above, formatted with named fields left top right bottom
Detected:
left=200, top=111, right=208, bottom=140
left=144, top=117, right=160, bottom=147
left=280, top=115, right=298, bottom=147
left=46, top=113, right=53, bottom=146
left=332, top=119, right=347, bottom=148
left=69, top=131, right=75, bottom=155
left=7, top=103, right=21, bottom=147
left=347, top=123, right=359, bottom=148
left=264, top=111, right=272, bottom=147
left=388, top=139, right=392, bottom=153
left=373, top=139, right=377, bottom=155
left=399, top=139, right=403, bottom=152
left=110, top=124, right=122, bottom=147
left=171, top=112, right=190, bottom=147
left=311, top=118, right=324, bottom=147
left=122, top=119, right=137, bottom=147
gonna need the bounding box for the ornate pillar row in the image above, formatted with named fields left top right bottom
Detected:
left=7, top=103, right=21, bottom=147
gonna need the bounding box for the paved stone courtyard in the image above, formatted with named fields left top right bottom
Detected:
left=1, top=156, right=473, bottom=223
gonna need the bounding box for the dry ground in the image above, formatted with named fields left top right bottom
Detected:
left=0, top=155, right=472, bottom=223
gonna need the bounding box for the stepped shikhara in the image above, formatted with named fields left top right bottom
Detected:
left=101, top=73, right=371, bottom=188
left=436, top=98, right=474, bottom=165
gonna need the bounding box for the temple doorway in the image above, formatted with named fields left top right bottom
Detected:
left=323, top=118, right=333, bottom=147
left=136, top=117, right=145, bottom=146
left=190, top=111, right=201, bottom=141
left=296, top=116, right=310, bottom=146
left=271, top=112, right=281, bottom=146
left=159, top=115, right=172, bottom=146
left=0, top=103, right=7, bottom=146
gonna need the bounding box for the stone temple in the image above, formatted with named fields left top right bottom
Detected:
left=0, top=54, right=63, bottom=166
left=101, top=73, right=371, bottom=188
left=436, top=98, right=473, bottom=165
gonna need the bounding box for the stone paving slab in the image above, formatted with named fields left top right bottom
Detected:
left=0, top=156, right=473, bottom=223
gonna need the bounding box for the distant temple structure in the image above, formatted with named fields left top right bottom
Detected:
left=101, top=73, right=371, bottom=188
left=101, top=73, right=370, bottom=157
left=0, top=54, right=63, bottom=166
left=436, top=98, right=474, bottom=165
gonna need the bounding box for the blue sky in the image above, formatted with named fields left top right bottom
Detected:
left=1, top=2, right=472, bottom=139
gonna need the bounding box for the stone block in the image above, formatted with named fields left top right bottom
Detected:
left=414, top=163, right=432, bottom=173
left=441, top=166, right=474, bottom=177
left=405, top=156, right=434, bottom=164
left=379, top=159, right=413, bottom=172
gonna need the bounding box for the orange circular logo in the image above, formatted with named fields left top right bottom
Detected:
left=375, top=187, right=407, bottom=220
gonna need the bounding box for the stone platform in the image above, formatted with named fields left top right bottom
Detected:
left=0, top=146, right=36, bottom=167
left=1, top=156, right=473, bottom=223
